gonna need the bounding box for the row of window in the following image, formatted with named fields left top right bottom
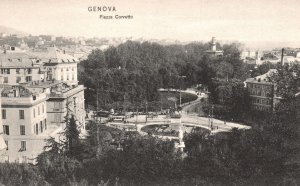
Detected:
left=18, top=69, right=32, bottom=74
left=250, top=90, right=272, bottom=97
left=252, top=98, right=271, bottom=105
left=0, top=68, right=33, bottom=75
left=61, top=67, right=75, bottom=72
left=3, top=125, right=25, bottom=135
left=2, top=108, right=46, bottom=120
left=61, top=74, right=76, bottom=81
left=2, top=110, right=25, bottom=119
left=33, top=119, right=47, bottom=135
left=248, top=83, right=272, bottom=89
left=3, top=119, right=46, bottom=136
left=252, top=105, right=271, bottom=111
left=4, top=140, right=26, bottom=151
left=1, top=69, right=10, bottom=74
left=2, top=76, right=32, bottom=83
left=33, top=105, right=45, bottom=118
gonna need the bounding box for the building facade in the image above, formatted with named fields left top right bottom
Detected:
left=28, top=82, right=86, bottom=129
left=34, top=45, right=79, bottom=86
left=0, top=45, right=85, bottom=163
left=0, top=49, right=45, bottom=85
left=245, top=69, right=278, bottom=111
left=47, top=83, right=85, bottom=129
left=0, top=86, right=48, bottom=163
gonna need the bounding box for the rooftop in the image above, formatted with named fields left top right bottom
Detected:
left=245, top=69, right=277, bottom=84
left=27, top=80, right=62, bottom=89
left=26, top=81, right=85, bottom=98
left=0, top=85, right=47, bottom=106
left=1, top=85, right=35, bottom=97
left=0, top=52, right=41, bottom=68
left=30, top=45, right=79, bottom=64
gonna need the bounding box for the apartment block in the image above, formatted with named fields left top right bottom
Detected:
left=0, top=51, right=45, bottom=85
left=0, top=45, right=85, bottom=163
left=28, top=82, right=86, bottom=129
left=245, top=69, right=279, bottom=111
left=0, top=86, right=48, bottom=163
left=32, top=45, right=79, bottom=86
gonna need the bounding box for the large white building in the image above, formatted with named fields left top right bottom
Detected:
left=0, top=86, right=48, bottom=163
left=33, top=45, right=79, bottom=86
left=0, top=47, right=46, bottom=85
left=28, top=82, right=86, bottom=129
left=0, top=45, right=85, bottom=163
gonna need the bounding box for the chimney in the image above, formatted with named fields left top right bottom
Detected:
left=281, top=48, right=284, bottom=66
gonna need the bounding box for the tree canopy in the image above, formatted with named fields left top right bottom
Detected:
left=79, top=41, right=250, bottom=111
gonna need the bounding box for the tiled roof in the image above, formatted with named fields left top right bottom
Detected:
left=0, top=52, right=40, bottom=68
left=31, top=46, right=79, bottom=64
left=1, top=85, right=34, bottom=97
left=245, top=69, right=277, bottom=84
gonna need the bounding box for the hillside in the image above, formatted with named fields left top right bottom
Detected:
left=0, top=25, right=27, bottom=36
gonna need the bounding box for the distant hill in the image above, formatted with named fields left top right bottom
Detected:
left=0, top=25, right=28, bottom=36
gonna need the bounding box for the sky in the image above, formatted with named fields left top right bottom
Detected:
left=1, top=0, right=300, bottom=45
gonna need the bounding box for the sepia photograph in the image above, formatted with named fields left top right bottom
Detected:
left=0, top=0, right=299, bottom=185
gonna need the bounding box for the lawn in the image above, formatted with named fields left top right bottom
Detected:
left=159, top=91, right=198, bottom=109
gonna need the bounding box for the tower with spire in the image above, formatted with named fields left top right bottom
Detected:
left=206, top=36, right=223, bottom=57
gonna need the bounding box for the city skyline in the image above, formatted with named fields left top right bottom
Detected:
left=1, top=0, right=300, bottom=48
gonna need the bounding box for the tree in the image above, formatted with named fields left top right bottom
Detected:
left=206, top=79, right=250, bottom=121
left=0, top=163, right=46, bottom=185
left=258, top=62, right=276, bottom=75
left=269, top=64, right=300, bottom=100
left=65, top=115, right=81, bottom=158
left=215, top=61, right=234, bottom=81
left=95, top=136, right=183, bottom=185
left=83, top=49, right=106, bottom=69
left=79, top=41, right=249, bottom=111
left=36, top=102, right=83, bottom=185
left=37, top=151, right=82, bottom=185
left=37, top=135, right=82, bottom=185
